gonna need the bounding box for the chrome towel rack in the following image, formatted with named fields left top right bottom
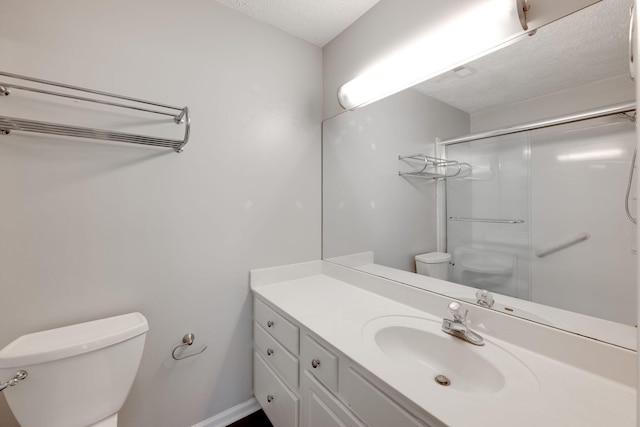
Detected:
left=449, top=217, right=525, bottom=224
left=398, top=153, right=468, bottom=179
left=0, top=71, right=190, bottom=152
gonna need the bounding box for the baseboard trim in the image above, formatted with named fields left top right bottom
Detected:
left=191, top=398, right=261, bottom=427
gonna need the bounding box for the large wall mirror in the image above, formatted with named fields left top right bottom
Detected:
left=323, top=0, right=637, bottom=350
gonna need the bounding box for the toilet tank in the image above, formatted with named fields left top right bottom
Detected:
left=0, top=313, right=148, bottom=427
left=415, top=252, right=451, bottom=280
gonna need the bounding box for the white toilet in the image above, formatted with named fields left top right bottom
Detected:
left=0, top=312, right=148, bottom=427
left=415, top=252, right=451, bottom=280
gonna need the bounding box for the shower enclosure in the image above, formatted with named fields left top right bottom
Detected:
left=443, top=109, right=637, bottom=325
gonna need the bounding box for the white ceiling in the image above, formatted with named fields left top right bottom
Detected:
left=414, top=0, right=631, bottom=113
left=216, top=0, right=380, bottom=47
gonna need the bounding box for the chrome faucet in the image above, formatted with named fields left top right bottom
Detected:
left=475, top=289, right=495, bottom=308
left=442, top=302, right=484, bottom=346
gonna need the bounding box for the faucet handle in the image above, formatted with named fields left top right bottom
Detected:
left=448, top=302, right=467, bottom=322
left=475, top=289, right=495, bottom=308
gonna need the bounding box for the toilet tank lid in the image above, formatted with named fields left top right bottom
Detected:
left=0, top=312, right=149, bottom=368
left=415, top=252, right=451, bottom=263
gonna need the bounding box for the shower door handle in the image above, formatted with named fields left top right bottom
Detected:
left=535, top=232, right=590, bottom=258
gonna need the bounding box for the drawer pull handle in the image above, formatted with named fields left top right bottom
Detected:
left=266, top=348, right=274, bottom=356
left=267, top=395, right=274, bottom=403
left=267, top=321, right=274, bottom=328
left=311, top=359, right=321, bottom=369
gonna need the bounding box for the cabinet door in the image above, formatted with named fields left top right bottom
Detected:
left=342, top=367, right=430, bottom=427
left=254, top=352, right=299, bottom=427
left=301, top=371, right=364, bottom=427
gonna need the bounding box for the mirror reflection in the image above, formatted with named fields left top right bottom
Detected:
left=322, top=0, right=637, bottom=348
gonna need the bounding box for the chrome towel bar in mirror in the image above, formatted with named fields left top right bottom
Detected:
left=398, top=153, right=469, bottom=179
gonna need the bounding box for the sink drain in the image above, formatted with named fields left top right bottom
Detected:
left=434, top=375, right=451, bottom=386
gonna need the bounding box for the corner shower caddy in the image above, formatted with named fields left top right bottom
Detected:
left=0, top=71, right=190, bottom=152
left=398, top=153, right=468, bottom=179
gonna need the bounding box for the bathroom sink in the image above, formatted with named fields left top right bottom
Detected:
left=362, top=315, right=539, bottom=395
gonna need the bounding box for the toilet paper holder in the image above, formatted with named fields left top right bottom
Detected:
left=172, top=333, right=208, bottom=360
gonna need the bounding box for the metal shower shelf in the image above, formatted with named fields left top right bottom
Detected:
left=398, top=153, right=467, bottom=179
left=0, top=71, right=190, bottom=152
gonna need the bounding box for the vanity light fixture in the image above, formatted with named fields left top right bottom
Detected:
left=337, top=0, right=531, bottom=110
left=516, top=0, right=531, bottom=30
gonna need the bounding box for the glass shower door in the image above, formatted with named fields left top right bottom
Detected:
left=445, top=133, right=531, bottom=299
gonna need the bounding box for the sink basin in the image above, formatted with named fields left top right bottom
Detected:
left=362, top=315, right=539, bottom=395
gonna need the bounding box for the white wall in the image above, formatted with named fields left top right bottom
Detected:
left=0, top=1, right=321, bottom=426
left=323, top=88, right=469, bottom=272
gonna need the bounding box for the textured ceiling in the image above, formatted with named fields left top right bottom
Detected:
left=414, top=0, right=631, bottom=113
left=216, top=0, right=380, bottom=47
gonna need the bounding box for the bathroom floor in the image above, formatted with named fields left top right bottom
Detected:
left=228, top=410, right=272, bottom=427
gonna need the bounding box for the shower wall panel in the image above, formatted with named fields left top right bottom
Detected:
left=530, top=116, right=637, bottom=325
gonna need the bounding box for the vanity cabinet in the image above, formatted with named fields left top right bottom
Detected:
left=253, top=296, right=438, bottom=427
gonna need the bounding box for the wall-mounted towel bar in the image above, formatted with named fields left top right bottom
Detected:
left=449, top=217, right=525, bottom=224
left=0, top=71, right=190, bottom=152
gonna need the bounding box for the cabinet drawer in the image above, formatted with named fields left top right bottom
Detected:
left=255, top=298, right=300, bottom=355
left=254, top=352, right=299, bottom=427
left=255, top=322, right=299, bottom=388
left=301, top=334, right=338, bottom=392
left=342, top=367, right=429, bottom=427
left=301, top=371, right=365, bottom=427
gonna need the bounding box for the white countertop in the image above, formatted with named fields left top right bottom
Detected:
left=251, top=261, right=636, bottom=427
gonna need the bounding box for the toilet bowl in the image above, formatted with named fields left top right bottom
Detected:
left=452, top=246, right=515, bottom=292
left=0, top=312, right=148, bottom=427
left=415, top=252, right=451, bottom=280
